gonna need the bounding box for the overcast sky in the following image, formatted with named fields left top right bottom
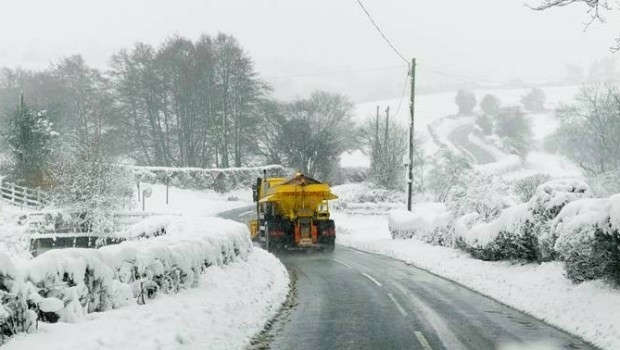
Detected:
left=0, top=0, right=618, bottom=101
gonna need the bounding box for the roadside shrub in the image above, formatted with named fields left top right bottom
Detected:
left=0, top=252, right=37, bottom=345
left=388, top=205, right=455, bottom=246
left=513, top=174, right=551, bottom=202
left=0, top=217, right=252, bottom=343
left=457, top=204, right=539, bottom=261
left=529, top=179, right=592, bottom=261
left=552, top=195, right=620, bottom=285
left=447, top=174, right=510, bottom=222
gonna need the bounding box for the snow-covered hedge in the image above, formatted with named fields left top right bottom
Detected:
left=389, top=179, right=592, bottom=264
left=551, top=195, right=620, bottom=285
left=332, top=183, right=405, bottom=215
left=457, top=203, right=537, bottom=261
left=388, top=204, right=454, bottom=246
left=130, top=164, right=286, bottom=192
left=0, top=217, right=252, bottom=342
left=0, top=252, right=36, bottom=346
left=457, top=179, right=591, bottom=262
left=529, top=179, right=592, bottom=261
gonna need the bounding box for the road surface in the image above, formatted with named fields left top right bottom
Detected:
left=220, top=207, right=595, bottom=350
left=447, top=122, right=496, bottom=164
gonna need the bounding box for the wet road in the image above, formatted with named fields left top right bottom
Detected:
left=220, top=207, right=595, bottom=350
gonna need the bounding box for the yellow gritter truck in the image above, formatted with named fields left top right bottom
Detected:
left=249, top=171, right=338, bottom=252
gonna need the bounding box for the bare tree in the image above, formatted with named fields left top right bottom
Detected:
left=360, top=107, right=408, bottom=189
left=531, top=0, right=619, bottom=52
left=551, top=84, right=620, bottom=174
left=266, top=91, right=357, bottom=181
left=109, top=33, right=267, bottom=168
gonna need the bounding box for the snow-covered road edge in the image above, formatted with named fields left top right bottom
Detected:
left=4, top=248, right=289, bottom=350
left=336, top=214, right=620, bottom=350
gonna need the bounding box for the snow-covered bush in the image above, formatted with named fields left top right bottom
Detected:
left=447, top=173, right=512, bottom=222
left=529, top=179, right=592, bottom=261
left=50, top=145, right=135, bottom=236
left=512, top=173, right=551, bottom=202
left=587, top=170, right=620, bottom=197
left=0, top=217, right=253, bottom=343
left=552, top=195, right=620, bottom=285
left=456, top=204, right=538, bottom=261
left=456, top=179, right=592, bottom=262
left=131, top=164, right=286, bottom=192
left=427, top=150, right=472, bottom=202
left=388, top=204, right=455, bottom=246
left=24, top=249, right=123, bottom=321
left=331, top=183, right=406, bottom=215
left=0, top=252, right=36, bottom=345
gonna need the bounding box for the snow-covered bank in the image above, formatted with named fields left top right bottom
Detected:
left=1, top=216, right=290, bottom=349
left=335, top=213, right=620, bottom=350
left=4, top=249, right=288, bottom=350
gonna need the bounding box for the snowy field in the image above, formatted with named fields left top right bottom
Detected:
left=345, top=84, right=583, bottom=180
left=333, top=212, right=620, bottom=350
left=4, top=249, right=288, bottom=350
left=139, top=184, right=252, bottom=216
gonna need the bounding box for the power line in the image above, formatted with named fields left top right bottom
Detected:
left=392, top=71, right=409, bottom=118
left=354, top=0, right=409, bottom=65
left=418, top=65, right=505, bottom=85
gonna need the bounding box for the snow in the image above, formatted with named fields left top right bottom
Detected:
left=466, top=203, right=532, bottom=247
left=138, top=184, right=252, bottom=216
left=348, top=85, right=583, bottom=168
left=340, top=150, right=370, bottom=168
left=331, top=183, right=405, bottom=214
left=1, top=213, right=290, bottom=349
left=37, top=298, right=64, bottom=313
left=388, top=204, right=453, bottom=244
left=3, top=249, right=288, bottom=350
left=552, top=194, right=620, bottom=248
left=503, top=152, right=584, bottom=181
left=335, top=213, right=620, bottom=350
left=528, top=179, right=591, bottom=213
left=0, top=250, right=18, bottom=279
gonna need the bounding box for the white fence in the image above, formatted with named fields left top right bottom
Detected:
left=0, top=180, right=50, bottom=209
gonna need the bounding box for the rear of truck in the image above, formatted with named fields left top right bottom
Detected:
left=249, top=172, right=337, bottom=252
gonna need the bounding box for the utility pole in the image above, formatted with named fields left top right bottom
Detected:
left=384, top=106, right=390, bottom=158
left=407, top=58, right=416, bottom=212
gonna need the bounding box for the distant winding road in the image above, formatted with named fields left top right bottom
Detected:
left=447, top=122, right=496, bottom=164
left=219, top=206, right=595, bottom=350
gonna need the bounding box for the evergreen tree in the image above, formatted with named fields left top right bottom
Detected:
left=2, top=95, right=56, bottom=187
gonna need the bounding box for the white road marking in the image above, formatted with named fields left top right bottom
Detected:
left=332, top=259, right=353, bottom=269
left=415, top=331, right=433, bottom=350
left=238, top=210, right=254, bottom=217
left=392, top=282, right=467, bottom=350
left=387, top=293, right=408, bottom=317
left=361, top=272, right=382, bottom=287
